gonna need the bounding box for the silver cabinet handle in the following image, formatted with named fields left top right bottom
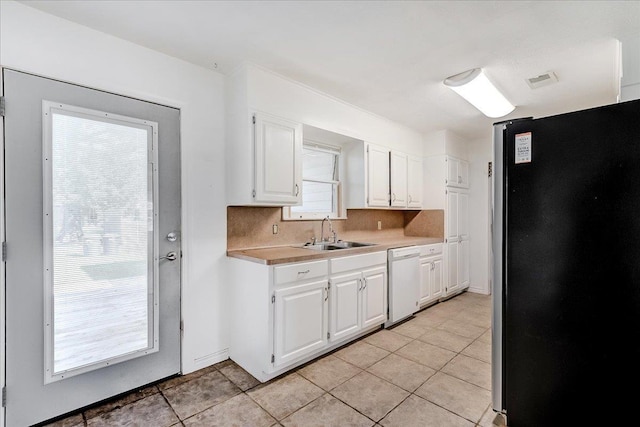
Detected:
left=295, top=184, right=300, bottom=196
left=408, top=195, right=412, bottom=203
left=298, top=269, right=310, bottom=275
left=160, top=251, right=177, bottom=261
left=392, top=193, right=396, bottom=202
left=358, top=278, right=362, bottom=291
left=324, top=286, right=329, bottom=301
left=362, top=277, right=367, bottom=290
left=431, top=262, right=435, bottom=271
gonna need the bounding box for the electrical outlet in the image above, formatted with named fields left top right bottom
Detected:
left=377, top=221, right=382, bottom=230
left=272, top=224, right=278, bottom=234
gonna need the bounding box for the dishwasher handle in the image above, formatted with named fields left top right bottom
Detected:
left=391, top=253, right=419, bottom=260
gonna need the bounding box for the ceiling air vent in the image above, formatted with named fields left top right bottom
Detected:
left=526, top=71, right=558, bottom=89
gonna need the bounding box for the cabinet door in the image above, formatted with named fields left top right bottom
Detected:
left=419, top=258, right=433, bottom=305
left=329, top=272, right=361, bottom=342
left=432, top=257, right=443, bottom=299
left=446, top=240, right=459, bottom=294
left=458, top=160, right=469, bottom=188
left=361, top=266, right=387, bottom=329
left=390, top=151, right=408, bottom=207
left=446, top=157, right=469, bottom=188
left=458, top=240, right=470, bottom=289
left=446, top=190, right=459, bottom=242
left=407, top=155, right=423, bottom=208
left=458, top=191, right=469, bottom=240
left=367, top=144, right=390, bottom=207
left=273, top=280, right=328, bottom=367
left=254, top=112, right=302, bottom=204
left=446, top=157, right=459, bottom=187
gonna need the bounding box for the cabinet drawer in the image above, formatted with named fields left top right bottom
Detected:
left=274, top=260, right=328, bottom=285
left=330, top=251, right=387, bottom=275
left=419, top=243, right=443, bottom=257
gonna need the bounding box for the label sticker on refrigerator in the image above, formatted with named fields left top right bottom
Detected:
left=515, top=132, right=532, bottom=164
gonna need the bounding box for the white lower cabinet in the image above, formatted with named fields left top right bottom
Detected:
left=329, top=271, right=361, bottom=342
left=273, top=279, right=328, bottom=367
left=329, top=263, right=387, bottom=344
left=228, top=251, right=387, bottom=382
left=361, top=266, right=387, bottom=328
left=418, top=244, right=444, bottom=307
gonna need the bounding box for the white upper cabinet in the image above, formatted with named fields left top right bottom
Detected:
left=446, top=156, right=469, bottom=188
left=390, top=151, right=408, bottom=207
left=345, top=141, right=421, bottom=210
left=367, top=144, right=391, bottom=207
left=226, top=109, right=303, bottom=206
left=254, top=112, right=302, bottom=204
left=227, top=65, right=425, bottom=206
left=407, top=155, right=423, bottom=208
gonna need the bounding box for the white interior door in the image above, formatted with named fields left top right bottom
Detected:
left=3, top=69, right=181, bottom=426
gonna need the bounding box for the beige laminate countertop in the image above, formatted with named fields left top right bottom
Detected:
left=227, top=236, right=444, bottom=265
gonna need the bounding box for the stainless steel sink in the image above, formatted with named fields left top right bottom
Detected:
left=300, top=241, right=376, bottom=251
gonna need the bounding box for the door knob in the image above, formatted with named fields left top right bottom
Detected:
left=166, top=232, right=178, bottom=242
left=160, top=251, right=178, bottom=261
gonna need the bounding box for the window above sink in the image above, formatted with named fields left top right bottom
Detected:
left=283, top=124, right=361, bottom=221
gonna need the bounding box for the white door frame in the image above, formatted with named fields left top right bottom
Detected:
left=1, top=67, right=6, bottom=427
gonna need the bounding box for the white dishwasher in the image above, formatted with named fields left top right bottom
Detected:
left=386, top=246, right=420, bottom=328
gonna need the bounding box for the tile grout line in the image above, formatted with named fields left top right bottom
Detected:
left=46, top=294, right=493, bottom=427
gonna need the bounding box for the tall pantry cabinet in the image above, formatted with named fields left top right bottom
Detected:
left=424, top=155, right=470, bottom=298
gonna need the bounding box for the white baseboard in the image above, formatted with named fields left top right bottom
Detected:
left=187, top=348, right=229, bottom=374
left=468, top=286, right=490, bottom=295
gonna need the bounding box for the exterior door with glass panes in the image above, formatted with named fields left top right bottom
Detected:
left=2, top=69, right=181, bottom=427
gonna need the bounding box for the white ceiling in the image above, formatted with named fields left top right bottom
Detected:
left=20, top=0, right=640, bottom=140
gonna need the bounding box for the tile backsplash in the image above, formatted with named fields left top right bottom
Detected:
left=227, top=207, right=443, bottom=250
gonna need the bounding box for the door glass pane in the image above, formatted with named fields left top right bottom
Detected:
left=46, top=106, right=156, bottom=379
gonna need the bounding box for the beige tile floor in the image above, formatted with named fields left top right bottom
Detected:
left=43, top=292, right=501, bottom=427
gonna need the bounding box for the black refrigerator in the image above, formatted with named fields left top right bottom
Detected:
left=492, top=99, right=640, bottom=426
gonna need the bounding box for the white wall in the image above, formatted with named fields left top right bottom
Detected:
left=0, top=0, right=228, bottom=376
left=422, top=129, right=468, bottom=160
left=245, top=64, right=424, bottom=156
left=467, top=135, right=493, bottom=295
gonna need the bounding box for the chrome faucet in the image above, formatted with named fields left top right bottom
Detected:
left=321, top=216, right=337, bottom=243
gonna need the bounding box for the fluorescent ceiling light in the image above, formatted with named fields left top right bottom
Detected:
left=444, top=68, right=515, bottom=118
